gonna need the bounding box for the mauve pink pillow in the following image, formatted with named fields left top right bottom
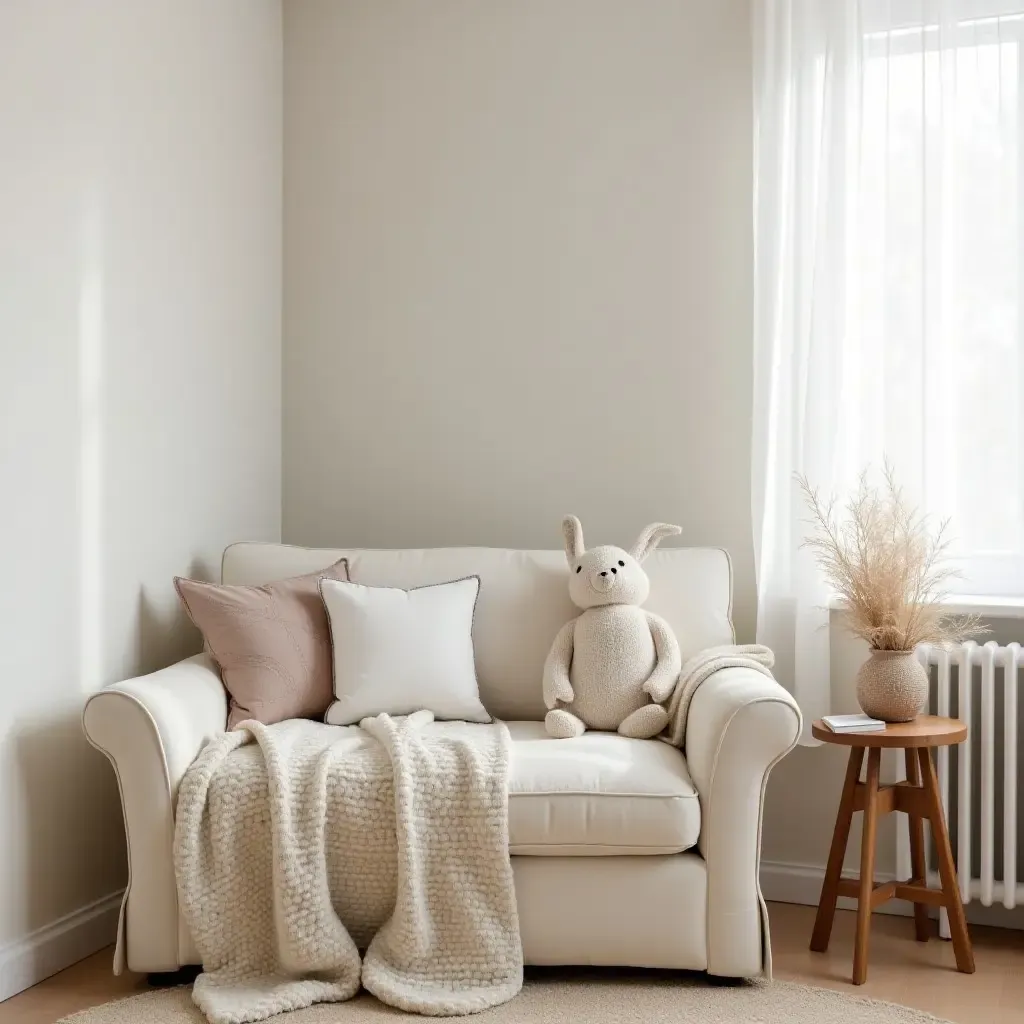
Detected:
left=174, top=558, right=349, bottom=729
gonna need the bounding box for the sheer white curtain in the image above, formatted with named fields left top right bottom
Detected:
left=753, top=0, right=1024, bottom=740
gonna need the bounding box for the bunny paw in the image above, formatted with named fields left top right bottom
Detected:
left=545, top=709, right=586, bottom=739
left=617, top=704, right=669, bottom=740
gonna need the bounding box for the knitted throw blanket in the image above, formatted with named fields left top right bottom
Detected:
left=173, top=712, right=522, bottom=1024
left=662, top=644, right=776, bottom=748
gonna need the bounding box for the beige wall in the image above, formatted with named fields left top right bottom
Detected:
left=282, top=0, right=757, bottom=637
left=0, top=0, right=281, bottom=963
left=764, top=620, right=896, bottom=878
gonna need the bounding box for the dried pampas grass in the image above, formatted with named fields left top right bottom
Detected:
left=799, top=466, right=987, bottom=652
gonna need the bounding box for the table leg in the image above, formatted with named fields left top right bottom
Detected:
left=905, top=748, right=931, bottom=942
left=918, top=747, right=975, bottom=974
left=853, top=747, right=881, bottom=985
left=811, top=747, right=865, bottom=953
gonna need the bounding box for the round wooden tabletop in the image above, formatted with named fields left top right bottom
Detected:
left=811, top=715, right=967, bottom=748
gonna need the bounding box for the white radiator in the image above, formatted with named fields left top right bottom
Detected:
left=900, top=641, right=1023, bottom=936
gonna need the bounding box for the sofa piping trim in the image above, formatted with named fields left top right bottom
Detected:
left=712, top=546, right=737, bottom=644
left=507, top=789, right=698, bottom=799
left=508, top=842, right=696, bottom=855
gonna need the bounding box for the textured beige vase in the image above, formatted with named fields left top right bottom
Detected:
left=856, top=650, right=928, bottom=723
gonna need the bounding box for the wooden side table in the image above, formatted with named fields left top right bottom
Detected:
left=809, top=716, right=975, bottom=985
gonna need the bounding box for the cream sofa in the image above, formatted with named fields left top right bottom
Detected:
left=83, top=542, right=801, bottom=979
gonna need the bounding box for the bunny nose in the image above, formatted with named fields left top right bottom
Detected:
left=590, top=570, right=615, bottom=592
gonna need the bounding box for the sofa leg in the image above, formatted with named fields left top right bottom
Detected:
left=148, top=966, right=201, bottom=987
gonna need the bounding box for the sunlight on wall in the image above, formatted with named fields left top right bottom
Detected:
left=78, top=202, right=104, bottom=693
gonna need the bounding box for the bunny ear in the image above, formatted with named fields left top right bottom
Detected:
left=561, top=515, right=585, bottom=564
left=630, top=522, right=681, bottom=563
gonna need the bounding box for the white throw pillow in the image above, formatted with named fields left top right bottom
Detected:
left=321, top=575, right=491, bottom=726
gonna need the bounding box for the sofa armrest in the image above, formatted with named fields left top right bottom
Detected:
left=685, top=666, right=801, bottom=978
left=83, top=654, right=226, bottom=972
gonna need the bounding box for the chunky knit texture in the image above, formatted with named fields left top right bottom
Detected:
left=173, top=713, right=521, bottom=1024
left=662, top=644, right=776, bottom=748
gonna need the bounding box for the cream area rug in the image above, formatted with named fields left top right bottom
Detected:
left=59, top=973, right=951, bottom=1023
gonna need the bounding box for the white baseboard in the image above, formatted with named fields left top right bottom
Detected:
left=761, top=860, right=911, bottom=918
left=761, top=860, right=1024, bottom=930
left=0, top=890, right=123, bottom=1003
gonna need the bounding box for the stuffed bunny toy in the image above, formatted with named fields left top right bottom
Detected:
left=543, top=515, right=683, bottom=740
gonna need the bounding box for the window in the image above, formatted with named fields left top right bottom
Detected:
left=854, top=1, right=1024, bottom=594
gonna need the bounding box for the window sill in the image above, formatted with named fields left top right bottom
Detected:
left=828, top=594, right=1024, bottom=620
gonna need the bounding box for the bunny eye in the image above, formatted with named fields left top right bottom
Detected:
left=618, top=560, right=625, bottom=567
left=576, top=566, right=582, bottom=574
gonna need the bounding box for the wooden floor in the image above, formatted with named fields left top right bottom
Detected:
left=1, top=903, right=1021, bottom=1023
left=769, top=902, right=1024, bottom=1023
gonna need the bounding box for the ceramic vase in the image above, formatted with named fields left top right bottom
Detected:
left=855, top=649, right=928, bottom=723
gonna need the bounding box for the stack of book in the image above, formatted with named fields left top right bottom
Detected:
left=821, top=713, right=885, bottom=734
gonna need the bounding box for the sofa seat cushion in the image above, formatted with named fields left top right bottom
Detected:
left=506, top=721, right=700, bottom=855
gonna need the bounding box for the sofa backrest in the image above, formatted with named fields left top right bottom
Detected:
left=221, top=543, right=735, bottom=722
